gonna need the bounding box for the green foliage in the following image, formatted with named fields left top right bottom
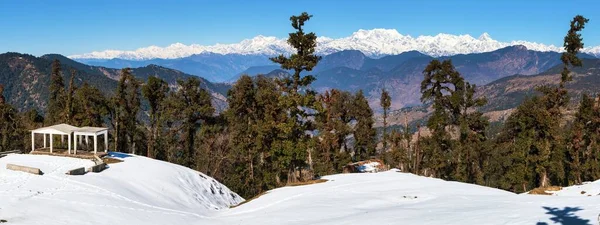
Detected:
left=72, top=83, right=109, bottom=127
left=0, top=85, right=24, bottom=152
left=567, top=94, right=600, bottom=184
left=141, top=76, right=169, bottom=159
left=314, top=89, right=354, bottom=175
left=352, top=90, right=376, bottom=161
left=46, top=59, right=66, bottom=124
left=65, top=69, right=76, bottom=124
left=419, top=59, right=489, bottom=180
left=269, top=12, right=321, bottom=183
left=166, top=77, right=214, bottom=167
left=380, top=89, right=391, bottom=150
left=110, top=68, right=142, bottom=154
left=560, top=15, right=589, bottom=85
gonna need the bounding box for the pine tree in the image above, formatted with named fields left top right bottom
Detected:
left=315, top=89, right=354, bottom=175
left=253, top=75, right=286, bottom=190
left=65, top=69, right=76, bottom=124
left=226, top=75, right=258, bottom=195
left=420, top=59, right=462, bottom=178
left=352, top=90, right=376, bottom=161
left=421, top=59, right=463, bottom=134
left=269, top=12, right=321, bottom=183
left=110, top=68, right=141, bottom=154
left=532, top=15, right=588, bottom=187
left=46, top=59, right=66, bottom=124
left=72, top=83, right=108, bottom=127
left=570, top=94, right=600, bottom=184
left=0, top=84, right=24, bottom=152
left=141, top=76, right=169, bottom=159
left=167, top=77, right=214, bottom=168
left=380, top=89, right=391, bottom=151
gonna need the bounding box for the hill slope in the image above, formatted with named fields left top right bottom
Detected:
left=221, top=170, right=600, bottom=224
left=478, top=58, right=600, bottom=111
left=2, top=156, right=599, bottom=225
left=0, top=153, right=243, bottom=224
left=0, top=53, right=229, bottom=112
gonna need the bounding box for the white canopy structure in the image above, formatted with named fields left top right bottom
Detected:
left=31, top=124, right=108, bottom=155
left=73, top=127, right=108, bottom=154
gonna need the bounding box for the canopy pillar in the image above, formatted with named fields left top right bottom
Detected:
left=104, top=131, right=108, bottom=153
left=49, top=134, right=53, bottom=153
left=31, top=132, right=35, bottom=152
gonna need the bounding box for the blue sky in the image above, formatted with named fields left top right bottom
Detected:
left=1, top=0, right=598, bottom=56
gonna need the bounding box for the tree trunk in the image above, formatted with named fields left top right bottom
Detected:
left=114, top=118, right=119, bottom=153
left=540, top=171, right=549, bottom=188
left=249, top=152, right=254, bottom=180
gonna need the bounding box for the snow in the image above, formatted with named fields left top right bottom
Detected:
left=552, top=180, right=600, bottom=197
left=68, top=28, right=600, bottom=60
left=2, top=154, right=600, bottom=225
left=0, top=153, right=242, bottom=225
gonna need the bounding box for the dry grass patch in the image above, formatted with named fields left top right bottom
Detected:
left=103, top=157, right=123, bottom=164
left=528, top=186, right=563, bottom=195
left=287, top=179, right=328, bottom=187
left=230, top=179, right=328, bottom=209
left=230, top=192, right=269, bottom=209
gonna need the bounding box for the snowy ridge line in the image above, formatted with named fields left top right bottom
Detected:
left=68, top=29, right=600, bottom=60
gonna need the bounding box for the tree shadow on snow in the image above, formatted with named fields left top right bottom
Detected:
left=535, top=206, right=591, bottom=225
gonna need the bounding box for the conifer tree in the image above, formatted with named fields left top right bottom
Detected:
left=72, top=83, right=108, bottom=127
left=420, top=59, right=462, bottom=178
left=65, top=69, right=76, bottom=124
left=0, top=85, right=23, bottom=152
left=227, top=75, right=258, bottom=192
left=167, top=77, right=213, bottom=168
left=531, top=15, right=588, bottom=187
left=141, top=76, right=169, bottom=159
left=110, top=68, right=141, bottom=154
left=315, top=89, right=353, bottom=174
left=46, top=59, right=66, bottom=124
left=352, top=90, right=376, bottom=161
left=380, top=89, right=391, bottom=151
left=570, top=94, right=600, bottom=183
left=269, top=12, right=321, bottom=183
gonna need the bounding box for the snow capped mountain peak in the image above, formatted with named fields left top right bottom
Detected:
left=68, top=28, right=600, bottom=60
left=478, top=32, right=493, bottom=41
left=350, top=28, right=406, bottom=40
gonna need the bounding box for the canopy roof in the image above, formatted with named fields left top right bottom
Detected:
left=31, top=123, right=79, bottom=135
left=31, top=124, right=107, bottom=135
left=74, top=126, right=108, bottom=135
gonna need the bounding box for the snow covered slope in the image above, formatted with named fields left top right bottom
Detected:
left=0, top=153, right=242, bottom=225
left=2, top=155, right=599, bottom=225
left=69, top=29, right=600, bottom=60
left=220, top=170, right=600, bottom=225
left=552, top=180, right=600, bottom=197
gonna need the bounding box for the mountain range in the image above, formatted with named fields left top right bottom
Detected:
left=0, top=53, right=229, bottom=113
left=69, top=29, right=600, bottom=60
left=240, top=46, right=596, bottom=110
left=71, top=29, right=600, bottom=83
left=2, top=44, right=599, bottom=122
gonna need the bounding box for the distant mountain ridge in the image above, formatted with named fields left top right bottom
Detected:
left=78, top=53, right=275, bottom=82
left=69, top=29, right=600, bottom=60
left=0, top=52, right=228, bottom=112
left=244, top=46, right=596, bottom=110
